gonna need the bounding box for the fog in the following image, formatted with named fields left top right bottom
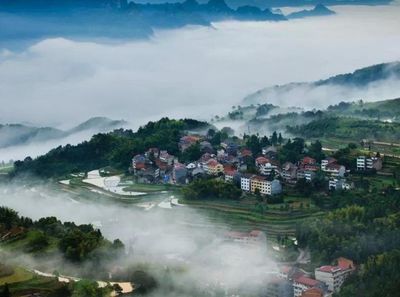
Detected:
left=0, top=182, right=277, bottom=295
left=0, top=4, right=399, bottom=128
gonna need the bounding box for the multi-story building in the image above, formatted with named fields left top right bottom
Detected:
left=132, top=154, right=147, bottom=171
left=321, top=157, right=337, bottom=171
left=293, top=276, right=325, bottom=297
left=256, top=156, right=279, bottom=176
left=159, top=150, right=175, bottom=166
left=240, top=173, right=253, bottom=192
left=366, top=157, right=383, bottom=170
left=250, top=176, right=282, bottom=196
left=356, top=156, right=366, bottom=170
left=328, top=178, right=351, bottom=190
left=297, top=170, right=316, bottom=182
left=324, top=163, right=346, bottom=177
left=300, top=288, right=324, bottom=297
left=203, top=159, right=224, bottom=175
left=173, top=162, right=188, bottom=184
left=314, top=258, right=355, bottom=293
left=281, top=162, right=298, bottom=181
left=357, top=156, right=382, bottom=171
left=224, top=169, right=236, bottom=183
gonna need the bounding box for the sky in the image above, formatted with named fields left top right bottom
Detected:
left=0, top=4, right=399, bottom=128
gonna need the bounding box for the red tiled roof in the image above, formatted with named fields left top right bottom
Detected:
left=337, top=257, right=355, bottom=270
left=295, top=276, right=319, bottom=287
left=155, top=159, right=168, bottom=170
left=174, top=162, right=186, bottom=170
left=135, top=163, right=146, bottom=170
left=326, top=163, right=342, bottom=170
left=251, top=175, right=267, bottom=181
left=318, top=265, right=342, bottom=273
left=256, top=156, right=270, bottom=165
left=224, top=170, right=236, bottom=176
left=303, top=157, right=316, bottom=165
left=241, top=148, right=253, bottom=156
left=301, top=288, right=323, bottom=297
left=223, top=164, right=236, bottom=171
left=181, top=135, right=200, bottom=143
left=206, top=159, right=221, bottom=167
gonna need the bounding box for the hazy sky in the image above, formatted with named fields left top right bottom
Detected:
left=0, top=4, right=399, bottom=129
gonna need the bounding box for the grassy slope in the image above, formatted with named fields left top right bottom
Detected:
left=0, top=267, right=33, bottom=285
left=181, top=194, right=321, bottom=236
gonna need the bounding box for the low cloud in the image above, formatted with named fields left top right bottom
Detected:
left=0, top=182, right=277, bottom=295
left=0, top=5, right=399, bottom=128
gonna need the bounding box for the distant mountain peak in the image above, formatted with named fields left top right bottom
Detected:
left=205, top=0, right=233, bottom=12
left=286, top=4, right=335, bottom=19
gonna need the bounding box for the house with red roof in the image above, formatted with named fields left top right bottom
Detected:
left=203, top=159, right=223, bottom=175
left=225, top=230, right=266, bottom=247
left=315, top=258, right=355, bottom=293
left=293, top=276, right=325, bottom=297
left=179, top=135, right=200, bottom=151
left=255, top=156, right=279, bottom=176
left=301, top=288, right=324, bottom=297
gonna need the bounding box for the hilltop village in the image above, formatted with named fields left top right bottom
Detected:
left=130, top=129, right=383, bottom=197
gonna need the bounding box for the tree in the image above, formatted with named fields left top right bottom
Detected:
left=308, top=140, right=324, bottom=162
left=246, top=135, right=261, bottom=155
left=271, top=131, right=278, bottom=145
left=278, top=133, right=283, bottom=145
left=26, top=230, right=49, bottom=252
left=0, top=283, right=10, bottom=297
left=254, top=188, right=263, bottom=203
left=59, top=229, right=103, bottom=262
left=180, top=142, right=201, bottom=163
left=72, top=280, right=111, bottom=297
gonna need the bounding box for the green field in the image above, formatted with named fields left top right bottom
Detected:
left=0, top=267, right=33, bottom=285
left=181, top=194, right=321, bottom=237
left=122, top=183, right=177, bottom=193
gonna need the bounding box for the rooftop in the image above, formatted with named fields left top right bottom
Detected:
left=294, top=276, right=320, bottom=287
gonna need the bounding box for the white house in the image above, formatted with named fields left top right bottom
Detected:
left=240, top=174, right=253, bottom=192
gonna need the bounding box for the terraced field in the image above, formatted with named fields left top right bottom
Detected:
left=183, top=198, right=322, bottom=237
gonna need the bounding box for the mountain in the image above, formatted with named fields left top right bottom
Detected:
left=243, top=61, right=400, bottom=106
left=68, top=117, right=127, bottom=134
left=286, top=4, right=335, bottom=19
left=0, top=124, right=63, bottom=149
left=128, top=0, right=286, bottom=23
left=0, top=117, right=127, bottom=149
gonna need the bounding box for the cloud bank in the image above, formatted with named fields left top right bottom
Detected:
left=0, top=5, right=399, bottom=131
left=0, top=182, right=277, bottom=295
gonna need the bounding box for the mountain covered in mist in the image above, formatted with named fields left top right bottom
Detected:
left=0, top=117, right=127, bottom=149
left=243, top=61, right=400, bottom=106
left=287, top=3, right=335, bottom=19
left=0, top=0, right=341, bottom=46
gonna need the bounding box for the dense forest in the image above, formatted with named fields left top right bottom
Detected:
left=296, top=185, right=400, bottom=297
left=12, top=118, right=208, bottom=177
left=0, top=207, right=124, bottom=264
left=286, top=116, right=400, bottom=142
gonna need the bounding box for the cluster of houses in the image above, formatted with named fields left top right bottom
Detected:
left=266, top=257, right=356, bottom=297
left=130, top=134, right=383, bottom=196
left=130, top=137, right=284, bottom=196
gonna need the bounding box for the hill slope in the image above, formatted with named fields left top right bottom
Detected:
left=243, top=61, right=400, bottom=107
left=0, top=117, right=127, bottom=149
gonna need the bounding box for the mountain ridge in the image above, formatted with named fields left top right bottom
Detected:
left=243, top=61, right=400, bottom=105
left=0, top=116, right=127, bottom=149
